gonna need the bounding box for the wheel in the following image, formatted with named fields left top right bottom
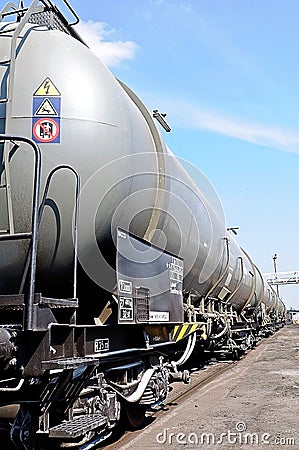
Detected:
left=232, top=348, right=240, bottom=361
left=182, top=370, right=190, bottom=384
left=123, top=402, right=146, bottom=429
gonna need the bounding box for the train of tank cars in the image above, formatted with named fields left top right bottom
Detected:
left=0, top=1, right=285, bottom=449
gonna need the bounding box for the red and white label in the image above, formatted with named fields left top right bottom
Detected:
left=32, top=118, right=60, bottom=143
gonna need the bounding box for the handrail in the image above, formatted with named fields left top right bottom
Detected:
left=263, top=271, right=299, bottom=285
left=40, top=165, right=80, bottom=299
left=18, top=165, right=80, bottom=301
left=225, top=256, right=243, bottom=304
left=203, top=237, right=230, bottom=301
left=0, top=0, right=80, bottom=26
left=0, top=1, right=84, bottom=44
left=240, top=247, right=256, bottom=312
left=0, top=135, right=41, bottom=331
left=0, top=2, right=25, bottom=20
left=254, top=263, right=265, bottom=308
left=59, top=0, right=80, bottom=26
left=0, top=136, right=80, bottom=326
left=1, top=0, right=42, bottom=234
left=5, top=0, right=41, bottom=124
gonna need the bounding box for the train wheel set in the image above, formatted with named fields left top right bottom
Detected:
left=0, top=1, right=285, bottom=449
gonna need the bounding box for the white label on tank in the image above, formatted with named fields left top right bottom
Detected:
left=94, top=338, right=109, bottom=353
left=119, top=297, right=134, bottom=321
left=149, top=311, right=170, bottom=322
left=118, top=229, right=127, bottom=239
left=118, top=280, right=132, bottom=294
left=224, top=272, right=232, bottom=286
left=218, top=286, right=230, bottom=300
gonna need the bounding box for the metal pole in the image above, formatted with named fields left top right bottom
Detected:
left=272, top=253, right=280, bottom=297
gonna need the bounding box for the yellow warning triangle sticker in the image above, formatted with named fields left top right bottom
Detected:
left=34, top=78, right=61, bottom=96
left=35, top=98, right=58, bottom=116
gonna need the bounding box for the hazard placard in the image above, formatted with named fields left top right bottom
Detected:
left=33, top=97, right=60, bottom=116
left=34, top=78, right=61, bottom=96
left=32, top=117, right=60, bottom=143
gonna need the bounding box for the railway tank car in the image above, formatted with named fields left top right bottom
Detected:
left=0, top=1, right=286, bottom=449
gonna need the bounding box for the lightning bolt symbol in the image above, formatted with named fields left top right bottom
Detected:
left=43, top=79, right=50, bottom=95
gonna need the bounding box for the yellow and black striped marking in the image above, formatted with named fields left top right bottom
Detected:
left=262, top=318, right=271, bottom=326
left=172, top=323, right=207, bottom=342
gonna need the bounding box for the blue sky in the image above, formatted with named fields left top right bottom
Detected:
left=69, top=0, right=298, bottom=309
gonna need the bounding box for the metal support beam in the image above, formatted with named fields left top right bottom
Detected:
left=263, top=271, right=299, bottom=285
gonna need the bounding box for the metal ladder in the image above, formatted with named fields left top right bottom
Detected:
left=0, top=135, right=42, bottom=331
left=0, top=1, right=45, bottom=234
left=0, top=2, right=82, bottom=330
left=0, top=135, right=80, bottom=331
left=0, top=144, right=14, bottom=234
left=0, top=0, right=82, bottom=234
left=0, top=4, right=45, bottom=330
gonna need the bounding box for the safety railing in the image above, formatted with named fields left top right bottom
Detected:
left=0, top=135, right=80, bottom=330
left=263, top=271, right=299, bottom=285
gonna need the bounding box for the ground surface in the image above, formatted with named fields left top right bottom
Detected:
left=107, top=325, right=299, bottom=450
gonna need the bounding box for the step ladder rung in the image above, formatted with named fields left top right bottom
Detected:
left=0, top=232, right=32, bottom=241
left=2, top=141, right=15, bottom=234
left=49, top=414, right=106, bottom=438
left=0, top=29, right=16, bottom=35
left=0, top=7, right=28, bottom=20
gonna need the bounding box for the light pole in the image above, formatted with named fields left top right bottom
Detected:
left=272, top=253, right=279, bottom=296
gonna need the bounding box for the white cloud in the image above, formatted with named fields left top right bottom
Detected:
left=161, top=99, right=299, bottom=154
left=75, top=21, right=139, bottom=68
left=194, top=110, right=299, bottom=152
left=180, top=3, right=192, bottom=13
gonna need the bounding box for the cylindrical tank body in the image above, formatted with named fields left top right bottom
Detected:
left=0, top=21, right=224, bottom=300
left=0, top=20, right=280, bottom=316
